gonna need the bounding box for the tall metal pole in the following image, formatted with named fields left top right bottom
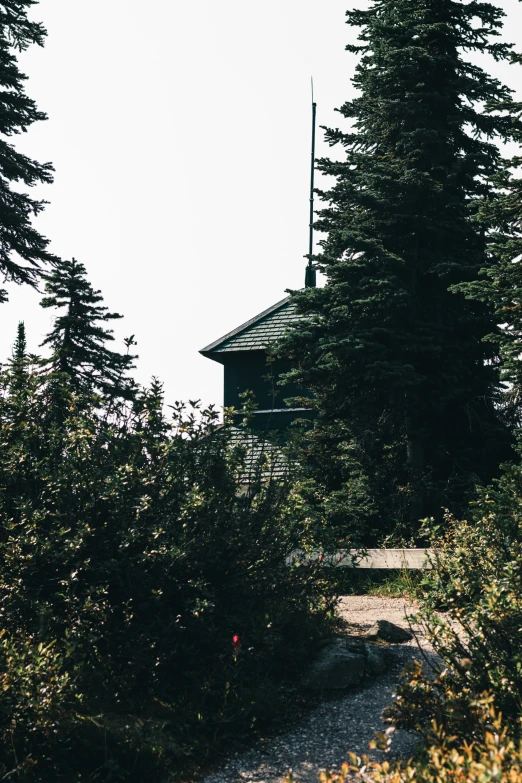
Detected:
left=306, top=90, right=317, bottom=288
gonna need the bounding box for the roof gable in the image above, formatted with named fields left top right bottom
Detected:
left=200, top=296, right=302, bottom=356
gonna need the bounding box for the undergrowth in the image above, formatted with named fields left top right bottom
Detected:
left=0, top=377, right=337, bottom=782
left=293, top=455, right=522, bottom=782
left=328, top=568, right=422, bottom=599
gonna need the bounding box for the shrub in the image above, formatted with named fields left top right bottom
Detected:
left=386, top=460, right=522, bottom=742
left=0, top=374, right=333, bottom=779
left=0, top=634, right=75, bottom=779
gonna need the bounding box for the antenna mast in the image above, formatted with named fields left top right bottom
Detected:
left=305, top=81, right=317, bottom=288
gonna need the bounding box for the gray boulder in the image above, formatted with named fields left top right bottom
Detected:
left=304, top=638, right=388, bottom=690
left=304, top=639, right=366, bottom=689
left=364, top=642, right=388, bottom=675
left=367, top=619, right=413, bottom=643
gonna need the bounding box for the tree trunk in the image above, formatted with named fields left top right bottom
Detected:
left=405, top=411, right=425, bottom=529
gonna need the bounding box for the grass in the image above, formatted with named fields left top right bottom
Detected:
left=329, top=567, right=423, bottom=598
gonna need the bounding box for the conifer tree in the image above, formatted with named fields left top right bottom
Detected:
left=0, top=1, right=55, bottom=302
left=6, top=321, right=33, bottom=421
left=456, top=155, right=522, bottom=423
left=7, top=320, right=40, bottom=404
left=281, top=0, right=521, bottom=537
left=40, top=258, right=137, bottom=402
left=9, top=321, right=28, bottom=390
left=0, top=321, right=41, bottom=457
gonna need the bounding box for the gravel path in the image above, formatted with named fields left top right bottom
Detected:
left=200, top=596, right=434, bottom=783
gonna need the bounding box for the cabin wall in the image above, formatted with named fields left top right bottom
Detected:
left=222, top=352, right=307, bottom=412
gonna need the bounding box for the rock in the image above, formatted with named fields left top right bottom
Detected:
left=304, top=638, right=389, bottom=690
left=366, top=619, right=413, bottom=644
left=304, top=639, right=366, bottom=690
left=364, top=642, right=388, bottom=675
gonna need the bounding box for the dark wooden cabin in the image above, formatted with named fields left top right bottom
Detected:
left=200, top=295, right=313, bottom=430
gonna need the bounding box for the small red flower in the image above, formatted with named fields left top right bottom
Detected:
left=232, top=635, right=241, bottom=659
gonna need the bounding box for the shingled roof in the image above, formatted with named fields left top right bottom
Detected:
left=200, top=296, right=302, bottom=356
left=227, top=426, right=289, bottom=481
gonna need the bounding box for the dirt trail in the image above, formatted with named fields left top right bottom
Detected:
left=200, top=596, right=432, bottom=783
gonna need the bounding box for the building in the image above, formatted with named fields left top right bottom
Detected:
left=200, top=293, right=314, bottom=431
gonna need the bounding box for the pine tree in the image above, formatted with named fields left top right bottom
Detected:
left=9, top=320, right=28, bottom=389
left=0, top=322, right=41, bottom=460
left=40, top=258, right=137, bottom=403
left=0, top=1, right=55, bottom=302
left=7, top=320, right=40, bottom=403
left=281, top=0, right=521, bottom=538
left=455, top=154, right=522, bottom=423
left=6, top=321, right=32, bottom=422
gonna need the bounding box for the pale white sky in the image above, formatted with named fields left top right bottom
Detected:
left=1, top=0, right=522, bottom=408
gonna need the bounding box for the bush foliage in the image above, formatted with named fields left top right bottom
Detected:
left=388, top=462, right=522, bottom=743
left=346, top=458, right=522, bottom=782
left=0, top=357, right=332, bottom=780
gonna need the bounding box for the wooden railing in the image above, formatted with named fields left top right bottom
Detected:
left=288, top=548, right=433, bottom=569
